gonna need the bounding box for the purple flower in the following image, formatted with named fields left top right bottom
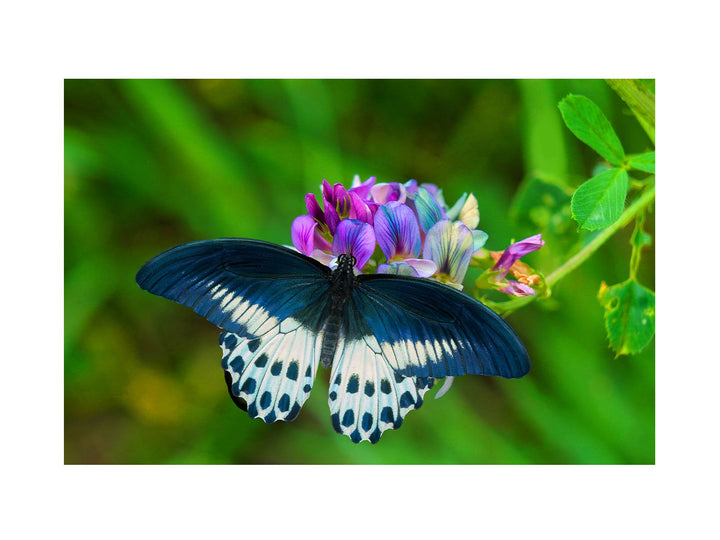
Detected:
left=322, top=179, right=374, bottom=227
left=332, top=219, right=376, bottom=270
left=374, top=202, right=421, bottom=261
left=423, top=220, right=475, bottom=286
left=349, top=175, right=376, bottom=199
left=374, top=201, right=437, bottom=278
left=304, top=180, right=374, bottom=242
left=293, top=175, right=536, bottom=297
left=403, top=179, right=418, bottom=194
left=370, top=182, right=408, bottom=205
left=348, top=191, right=374, bottom=225
left=490, top=234, right=545, bottom=296
left=499, top=281, right=536, bottom=296
left=492, top=234, right=545, bottom=275
left=291, top=215, right=318, bottom=256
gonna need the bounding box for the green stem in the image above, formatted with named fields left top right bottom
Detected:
left=545, top=183, right=655, bottom=288
left=628, top=209, right=647, bottom=280
left=605, top=79, right=655, bottom=144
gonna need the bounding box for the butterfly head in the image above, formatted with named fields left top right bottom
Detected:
left=336, top=253, right=357, bottom=272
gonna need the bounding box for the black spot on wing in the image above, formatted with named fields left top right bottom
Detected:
left=240, top=377, right=256, bottom=394
left=342, top=409, right=355, bottom=428
left=286, top=361, right=299, bottom=381
left=278, top=394, right=291, bottom=413
left=346, top=374, right=359, bottom=394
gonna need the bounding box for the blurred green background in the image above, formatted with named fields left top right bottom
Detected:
left=64, top=79, right=654, bottom=464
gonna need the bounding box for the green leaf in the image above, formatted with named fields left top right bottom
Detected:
left=571, top=168, right=629, bottom=230
left=558, top=94, right=625, bottom=166
left=598, top=279, right=655, bottom=356
left=628, top=152, right=655, bottom=173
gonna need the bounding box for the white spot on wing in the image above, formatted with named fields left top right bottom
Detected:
left=212, top=287, right=228, bottom=300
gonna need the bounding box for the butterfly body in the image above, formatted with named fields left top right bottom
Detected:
left=320, top=254, right=357, bottom=368
left=136, top=238, right=530, bottom=443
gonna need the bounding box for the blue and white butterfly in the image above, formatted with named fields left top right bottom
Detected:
left=136, top=238, right=530, bottom=443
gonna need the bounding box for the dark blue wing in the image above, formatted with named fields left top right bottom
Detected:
left=351, top=274, right=530, bottom=379
left=137, top=239, right=334, bottom=425
left=136, top=238, right=332, bottom=337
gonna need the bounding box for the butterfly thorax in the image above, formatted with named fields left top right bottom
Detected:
left=320, top=254, right=356, bottom=368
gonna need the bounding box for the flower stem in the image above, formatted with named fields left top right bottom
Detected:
left=545, top=183, right=655, bottom=288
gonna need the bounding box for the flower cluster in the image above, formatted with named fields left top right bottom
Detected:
left=292, top=175, right=544, bottom=295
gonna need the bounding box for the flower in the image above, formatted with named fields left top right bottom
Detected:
left=374, top=201, right=436, bottom=278
left=332, top=219, right=376, bottom=270
left=290, top=176, right=542, bottom=400
left=293, top=176, right=495, bottom=287
left=423, top=220, right=475, bottom=288
left=488, top=234, right=545, bottom=296
left=414, top=186, right=447, bottom=233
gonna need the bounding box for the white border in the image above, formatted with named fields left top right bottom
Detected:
left=3, top=1, right=716, bottom=538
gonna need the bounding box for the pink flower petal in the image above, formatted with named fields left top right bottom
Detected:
left=499, top=281, right=537, bottom=297
left=492, top=234, right=545, bottom=275
left=291, top=215, right=318, bottom=256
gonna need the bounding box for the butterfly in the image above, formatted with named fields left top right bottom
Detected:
left=136, top=238, right=530, bottom=443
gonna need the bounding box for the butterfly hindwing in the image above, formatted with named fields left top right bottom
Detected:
left=220, top=320, right=322, bottom=423
left=135, top=239, right=331, bottom=338
left=328, top=334, right=435, bottom=443
left=353, top=274, right=531, bottom=380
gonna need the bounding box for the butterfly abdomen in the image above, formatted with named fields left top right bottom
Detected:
left=320, top=302, right=344, bottom=368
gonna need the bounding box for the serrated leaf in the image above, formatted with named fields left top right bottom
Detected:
left=628, top=152, right=655, bottom=173
left=571, top=168, right=629, bottom=230
left=558, top=94, right=625, bottom=166
left=598, top=279, right=655, bottom=356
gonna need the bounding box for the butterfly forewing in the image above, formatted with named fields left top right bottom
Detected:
left=353, top=274, right=530, bottom=380
left=136, top=239, right=331, bottom=338
left=137, top=239, right=334, bottom=424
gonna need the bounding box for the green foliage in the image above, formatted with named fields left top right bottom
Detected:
left=571, top=167, right=629, bottom=230
left=628, top=152, right=655, bottom=173
left=556, top=86, right=655, bottom=358
left=558, top=94, right=625, bottom=166
left=598, top=279, right=655, bottom=356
